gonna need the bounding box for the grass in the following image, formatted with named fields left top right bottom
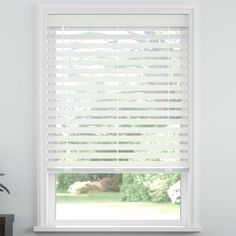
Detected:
left=57, top=192, right=121, bottom=203
left=57, top=192, right=179, bottom=212
left=56, top=192, right=180, bottom=219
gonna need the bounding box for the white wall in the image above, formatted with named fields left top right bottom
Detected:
left=1, top=0, right=236, bottom=235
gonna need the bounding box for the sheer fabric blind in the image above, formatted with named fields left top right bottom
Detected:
left=45, top=13, right=190, bottom=172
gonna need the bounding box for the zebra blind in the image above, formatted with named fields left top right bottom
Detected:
left=45, top=13, right=191, bottom=172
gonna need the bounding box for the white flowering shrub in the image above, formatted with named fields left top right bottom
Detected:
left=68, top=181, right=102, bottom=194
left=167, top=180, right=181, bottom=204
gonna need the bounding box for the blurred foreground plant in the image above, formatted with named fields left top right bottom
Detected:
left=0, top=173, right=10, bottom=194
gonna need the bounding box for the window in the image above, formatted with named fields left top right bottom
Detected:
left=35, top=5, right=200, bottom=232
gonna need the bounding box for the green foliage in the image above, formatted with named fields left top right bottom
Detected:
left=120, top=174, right=150, bottom=202
left=57, top=173, right=122, bottom=193
left=120, top=173, right=180, bottom=203
left=147, top=173, right=180, bottom=203
left=57, top=173, right=180, bottom=203
left=100, top=175, right=122, bottom=192
left=57, top=173, right=91, bottom=193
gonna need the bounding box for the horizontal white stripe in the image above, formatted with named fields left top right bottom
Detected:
left=47, top=134, right=188, bottom=142
left=47, top=32, right=189, bottom=40
left=47, top=152, right=188, bottom=159
left=47, top=92, right=188, bottom=100
left=47, top=101, right=188, bottom=109
left=47, top=14, right=189, bottom=27
left=47, top=68, right=189, bottom=74
left=47, top=110, right=188, bottom=116
left=47, top=51, right=189, bottom=57
left=47, top=42, right=188, bottom=49
left=46, top=84, right=189, bottom=91
left=47, top=76, right=188, bottom=83
left=47, top=117, right=188, bottom=125
left=47, top=161, right=188, bottom=173
left=47, top=143, right=188, bottom=151
left=47, top=59, right=189, bottom=66
left=47, top=126, right=188, bottom=133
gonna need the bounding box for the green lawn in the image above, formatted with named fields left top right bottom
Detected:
left=57, top=192, right=179, bottom=213
left=57, top=192, right=122, bottom=203
left=56, top=192, right=179, bottom=220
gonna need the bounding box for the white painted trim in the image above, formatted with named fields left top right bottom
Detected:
left=191, top=4, right=201, bottom=227
left=50, top=219, right=184, bottom=227
left=180, top=172, right=188, bottom=226
left=34, top=225, right=202, bottom=232
left=47, top=173, right=56, bottom=226
left=37, top=5, right=46, bottom=228
left=37, top=4, right=200, bottom=231
left=39, top=3, right=198, bottom=12
left=188, top=7, right=194, bottom=228
left=47, top=14, right=189, bottom=27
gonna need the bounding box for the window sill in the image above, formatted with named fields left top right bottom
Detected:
left=34, top=225, right=202, bottom=232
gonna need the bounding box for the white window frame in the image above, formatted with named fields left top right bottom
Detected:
left=35, top=4, right=201, bottom=232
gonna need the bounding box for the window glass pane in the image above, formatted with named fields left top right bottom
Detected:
left=56, top=173, right=181, bottom=220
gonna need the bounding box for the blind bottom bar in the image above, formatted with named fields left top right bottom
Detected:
left=47, top=161, right=188, bottom=173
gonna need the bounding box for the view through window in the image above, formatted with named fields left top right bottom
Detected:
left=56, top=173, right=181, bottom=220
